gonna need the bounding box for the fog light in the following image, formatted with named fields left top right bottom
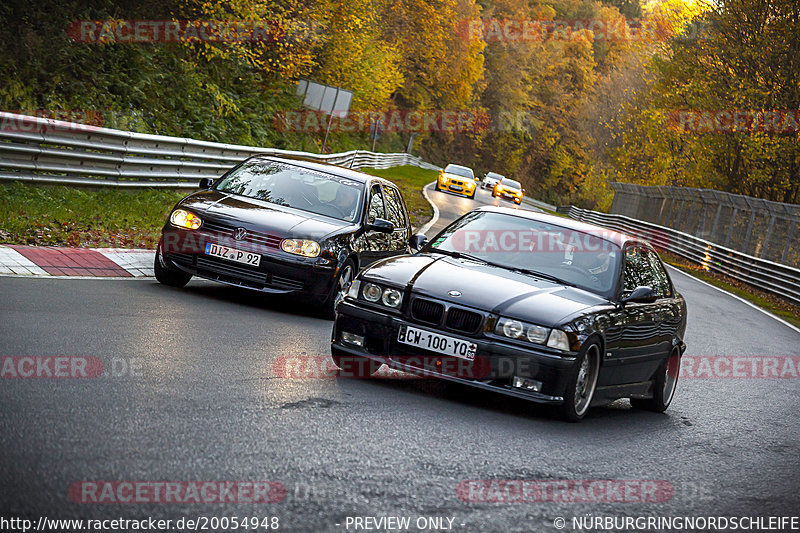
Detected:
left=341, top=332, right=365, bottom=347
left=512, top=376, right=542, bottom=392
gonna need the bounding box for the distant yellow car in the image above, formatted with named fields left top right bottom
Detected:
left=435, top=164, right=477, bottom=199
left=492, top=177, right=523, bottom=204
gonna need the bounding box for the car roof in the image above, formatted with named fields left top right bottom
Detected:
left=486, top=172, right=504, bottom=178
left=244, top=154, right=387, bottom=185
left=472, top=205, right=638, bottom=247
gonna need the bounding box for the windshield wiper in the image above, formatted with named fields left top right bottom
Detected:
left=429, top=248, right=490, bottom=265
left=431, top=249, right=577, bottom=287
left=507, top=266, right=577, bottom=287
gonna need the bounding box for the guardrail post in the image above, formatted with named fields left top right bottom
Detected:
left=741, top=209, right=757, bottom=255
left=782, top=221, right=795, bottom=264
left=761, top=215, right=776, bottom=259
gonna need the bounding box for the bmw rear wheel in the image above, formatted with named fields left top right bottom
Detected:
left=631, top=349, right=681, bottom=412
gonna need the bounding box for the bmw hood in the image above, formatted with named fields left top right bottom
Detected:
left=362, top=253, right=611, bottom=327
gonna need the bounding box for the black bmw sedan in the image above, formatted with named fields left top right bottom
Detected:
left=155, top=155, right=419, bottom=316
left=331, top=206, right=688, bottom=421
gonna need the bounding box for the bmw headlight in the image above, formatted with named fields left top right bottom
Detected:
left=169, top=209, right=202, bottom=230
left=281, top=239, right=320, bottom=258
left=355, top=280, right=404, bottom=310
left=496, top=317, right=546, bottom=342
left=362, top=283, right=382, bottom=302
left=495, top=317, right=561, bottom=348
left=382, top=288, right=402, bottom=308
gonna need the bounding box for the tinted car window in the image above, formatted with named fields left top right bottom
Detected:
left=623, top=246, right=656, bottom=297
left=383, top=186, right=406, bottom=228
left=214, top=161, right=364, bottom=222
left=429, top=211, right=621, bottom=295
left=367, top=185, right=386, bottom=224
left=646, top=249, right=672, bottom=298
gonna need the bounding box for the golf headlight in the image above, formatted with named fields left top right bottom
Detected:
left=170, top=209, right=202, bottom=230
left=281, top=239, right=320, bottom=258
left=546, top=329, right=571, bottom=351
left=496, top=317, right=552, bottom=346
left=382, top=288, right=402, bottom=308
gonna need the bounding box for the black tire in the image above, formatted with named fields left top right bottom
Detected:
left=469, top=190, right=476, bottom=199
left=559, top=342, right=601, bottom=422
left=330, top=351, right=381, bottom=378
left=631, top=350, right=681, bottom=412
left=154, top=249, right=192, bottom=288
left=322, top=259, right=356, bottom=319
left=491, top=191, right=497, bottom=198
left=434, top=182, right=441, bottom=192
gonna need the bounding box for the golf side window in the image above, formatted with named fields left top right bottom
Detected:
left=382, top=186, right=406, bottom=229
left=367, top=184, right=385, bottom=224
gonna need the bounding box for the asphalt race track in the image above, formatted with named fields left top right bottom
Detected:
left=1, top=185, right=799, bottom=532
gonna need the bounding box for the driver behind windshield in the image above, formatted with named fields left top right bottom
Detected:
left=571, top=250, right=614, bottom=287
left=330, top=185, right=359, bottom=222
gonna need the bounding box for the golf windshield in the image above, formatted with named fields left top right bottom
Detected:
left=215, top=161, right=365, bottom=222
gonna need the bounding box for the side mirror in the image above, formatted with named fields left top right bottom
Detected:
left=199, top=178, right=215, bottom=189
left=366, top=218, right=394, bottom=233
left=622, top=286, right=657, bottom=304
left=409, top=233, right=428, bottom=251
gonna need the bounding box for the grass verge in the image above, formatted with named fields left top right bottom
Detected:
left=360, top=165, right=437, bottom=229
left=661, top=250, right=800, bottom=329
left=0, top=181, right=185, bottom=248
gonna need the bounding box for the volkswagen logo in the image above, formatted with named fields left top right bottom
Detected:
left=448, top=290, right=462, bottom=297
left=234, top=227, right=247, bottom=240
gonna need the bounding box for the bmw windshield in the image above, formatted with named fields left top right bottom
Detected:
left=427, top=211, right=621, bottom=295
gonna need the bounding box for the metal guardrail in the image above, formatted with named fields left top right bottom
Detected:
left=0, top=112, right=441, bottom=188
left=567, top=206, right=800, bottom=307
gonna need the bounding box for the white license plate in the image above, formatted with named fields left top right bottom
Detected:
left=397, top=326, right=477, bottom=360
left=204, top=243, right=261, bottom=267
